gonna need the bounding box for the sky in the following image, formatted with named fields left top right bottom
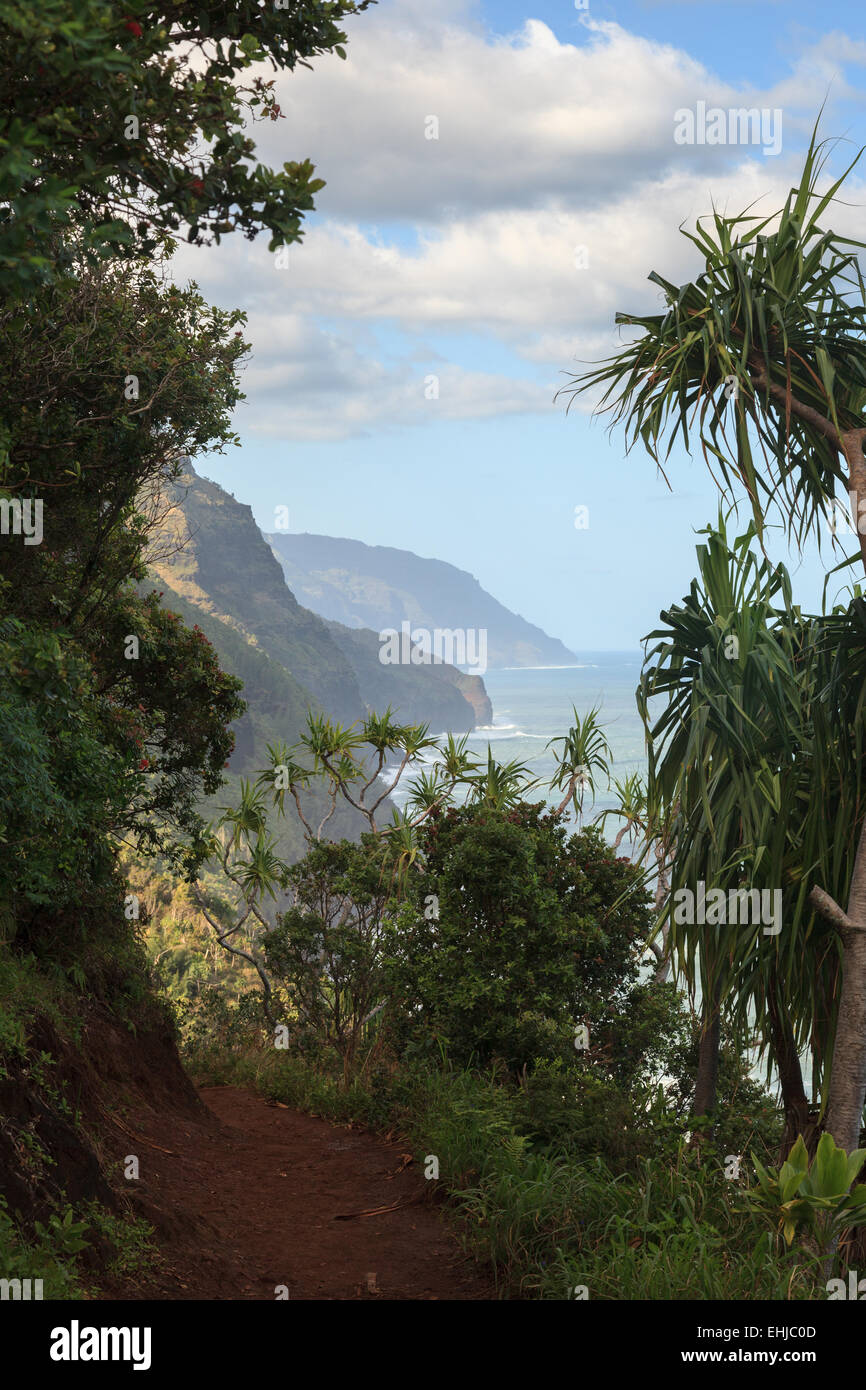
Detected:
left=174, top=0, right=866, bottom=652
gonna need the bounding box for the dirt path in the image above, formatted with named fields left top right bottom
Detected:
left=105, top=1085, right=493, bottom=1301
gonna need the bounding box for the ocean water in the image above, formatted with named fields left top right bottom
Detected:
left=476, top=655, right=646, bottom=822
left=390, top=652, right=647, bottom=833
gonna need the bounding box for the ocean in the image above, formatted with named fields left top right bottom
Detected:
left=389, top=652, right=647, bottom=833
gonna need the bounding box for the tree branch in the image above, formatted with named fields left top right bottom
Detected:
left=808, top=884, right=866, bottom=936
left=746, top=353, right=843, bottom=447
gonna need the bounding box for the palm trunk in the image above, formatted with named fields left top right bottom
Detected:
left=765, top=969, right=811, bottom=1156
left=825, top=815, right=866, bottom=1152
left=819, top=444, right=866, bottom=1154
left=692, top=978, right=722, bottom=1120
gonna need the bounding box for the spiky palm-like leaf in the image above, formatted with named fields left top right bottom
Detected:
left=560, top=128, right=866, bottom=559
left=639, top=516, right=866, bottom=1104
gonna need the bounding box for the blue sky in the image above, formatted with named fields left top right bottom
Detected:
left=178, top=0, right=866, bottom=652
left=479, top=0, right=859, bottom=89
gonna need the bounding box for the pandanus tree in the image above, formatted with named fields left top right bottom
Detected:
left=637, top=519, right=866, bottom=1146
left=547, top=703, right=612, bottom=822
left=562, top=131, right=866, bottom=1151
left=196, top=711, right=537, bottom=1023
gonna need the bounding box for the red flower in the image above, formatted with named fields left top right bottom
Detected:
left=189, top=178, right=204, bottom=195
left=138, top=757, right=150, bottom=770
left=124, top=19, right=143, bottom=37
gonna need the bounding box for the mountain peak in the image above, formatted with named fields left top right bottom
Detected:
left=265, top=531, right=576, bottom=669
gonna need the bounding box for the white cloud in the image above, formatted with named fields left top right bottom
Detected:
left=227, top=310, right=551, bottom=438
left=249, top=9, right=865, bottom=223
left=170, top=2, right=866, bottom=439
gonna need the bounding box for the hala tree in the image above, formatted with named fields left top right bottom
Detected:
left=201, top=773, right=658, bottom=1079
left=192, top=715, right=469, bottom=1033
left=546, top=704, right=612, bottom=822
left=596, top=772, right=677, bottom=982
left=637, top=518, right=866, bottom=1149
left=562, top=131, right=866, bottom=1153
left=195, top=707, right=635, bottom=1039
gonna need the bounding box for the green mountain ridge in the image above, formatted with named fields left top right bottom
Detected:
left=148, top=466, right=489, bottom=768
left=266, top=530, right=578, bottom=669
left=324, top=620, right=492, bottom=730
left=151, top=466, right=365, bottom=725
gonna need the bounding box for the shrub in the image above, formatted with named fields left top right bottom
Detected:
left=383, top=804, right=654, bottom=1071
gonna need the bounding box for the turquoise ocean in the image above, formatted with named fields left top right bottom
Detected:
left=475, top=655, right=647, bottom=824
left=390, top=652, right=648, bottom=832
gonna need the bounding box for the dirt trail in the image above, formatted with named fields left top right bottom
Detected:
left=105, top=1085, right=492, bottom=1301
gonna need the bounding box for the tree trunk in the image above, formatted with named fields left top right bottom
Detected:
left=652, top=848, right=672, bottom=982
left=692, top=979, right=722, bottom=1121
left=825, top=815, right=866, bottom=1153
left=652, top=921, right=671, bottom=983
left=765, top=969, right=811, bottom=1157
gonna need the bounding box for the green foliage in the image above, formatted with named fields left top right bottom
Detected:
left=666, top=1023, right=784, bottom=1162
left=0, top=260, right=249, bottom=895
left=0, top=620, right=127, bottom=920
left=0, top=1193, right=155, bottom=1298
left=487, top=1151, right=806, bottom=1301
left=0, top=0, right=374, bottom=295
left=82, top=1202, right=156, bottom=1280
left=384, top=802, right=653, bottom=1071
left=0, top=1196, right=89, bottom=1299
left=177, top=984, right=282, bottom=1082
left=0, top=952, right=85, bottom=1077
left=263, top=836, right=392, bottom=1067
left=90, top=589, right=245, bottom=874
left=0, top=600, right=242, bottom=948
left=747, top=1133, right=866, bottom=1249
left=0, top=264, right=246, bottom=627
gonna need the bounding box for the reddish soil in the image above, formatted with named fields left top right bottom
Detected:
left=104, top=1085, right=493, bottom=1301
